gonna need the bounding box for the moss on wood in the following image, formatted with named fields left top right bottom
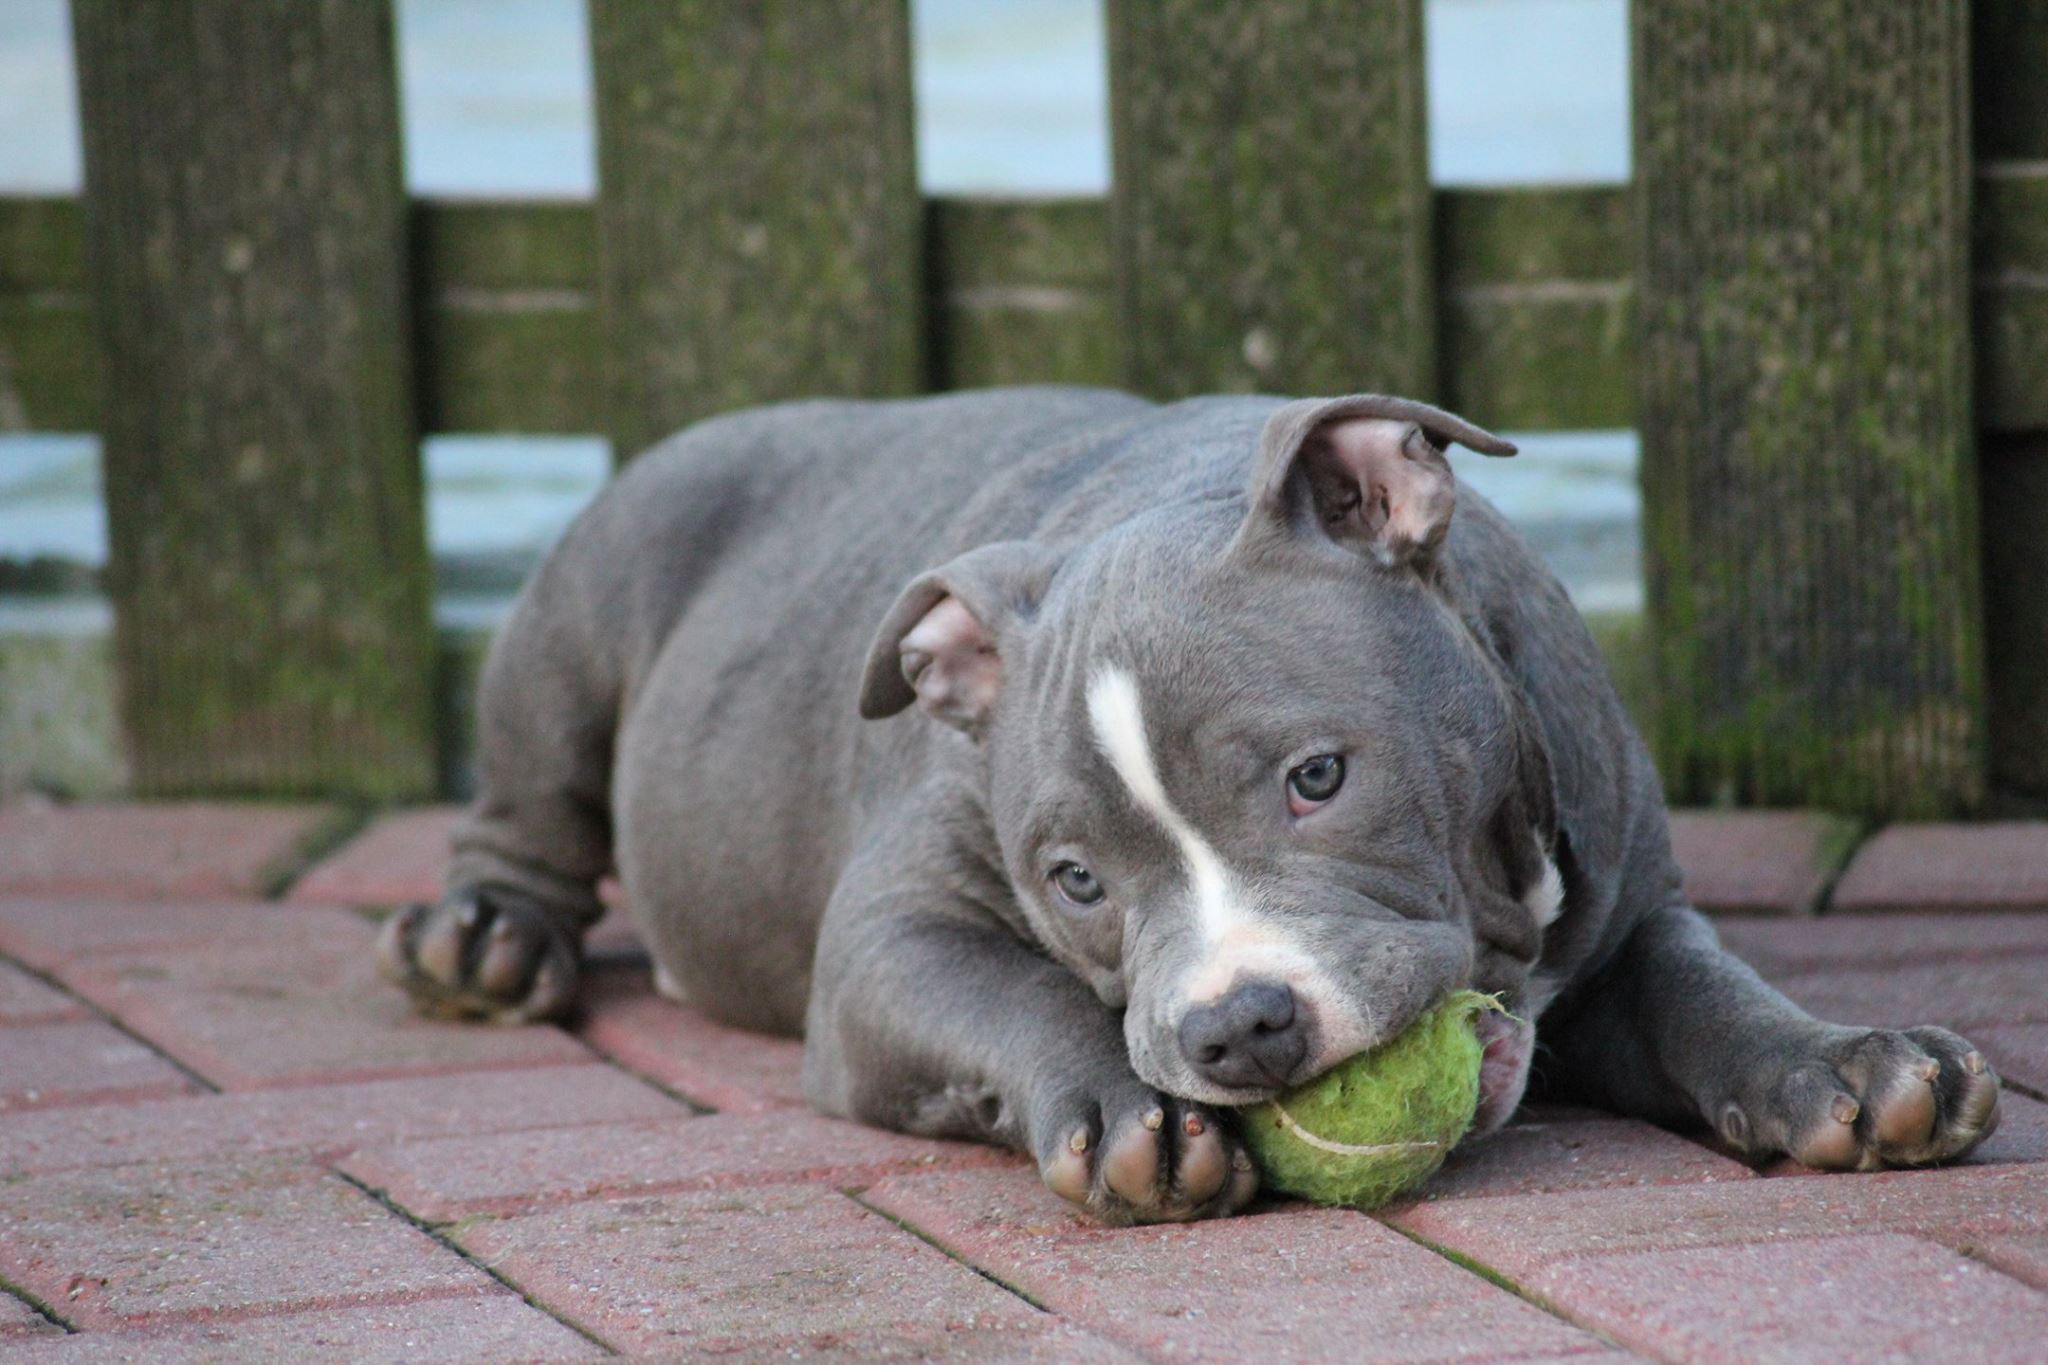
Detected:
left=587, top=1, right=923, bottom=459
left=70, top=0, right=434, bottom=798
left=1635, top=0, right=1985, bottom=816
left=1106, top=0, right=1433, bottom=399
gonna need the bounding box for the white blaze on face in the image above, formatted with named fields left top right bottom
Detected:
left=1085, top=667, right=1242, bottom=946
left=1084, top=668, right=1366, bottom=1066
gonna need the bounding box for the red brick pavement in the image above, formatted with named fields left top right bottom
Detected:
left=0, top=801, right=337, bottom=899
left=0, top=802, right=2043, bottom=1358
left=286, top=805, right=463, bottom=908
left=1666, top=809, right=1859, bottom=916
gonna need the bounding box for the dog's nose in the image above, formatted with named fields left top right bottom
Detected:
left=1178, top=980, right=1308, bottom=1090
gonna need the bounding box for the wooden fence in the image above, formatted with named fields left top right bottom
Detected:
left=0, top=1, right=2043, bottom=815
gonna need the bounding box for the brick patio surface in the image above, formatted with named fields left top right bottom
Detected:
left=1, top=803, right=2044, bottom=1360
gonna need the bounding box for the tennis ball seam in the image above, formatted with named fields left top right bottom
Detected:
left=1265, top=1099, right=1445, bottom=1158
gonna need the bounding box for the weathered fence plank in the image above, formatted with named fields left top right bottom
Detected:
left=1635, top=0, right=1984, bottom=815
left=1106, top=0, right=1433, bottom=399
left=1976, top=1, right=2048, bottom=798
left=587, top=0, right=922, bottom=459
left=412, top=201, right=601, bottom=434
left=15, top=183, right=2048, bottom=443
left=926, top=198, right=1115, bottom=391
left=0, top=197, right=94, bottom=432
left=1437, top=187, right=1633, bottom=431
left=69, top=0, right=433, bottom=797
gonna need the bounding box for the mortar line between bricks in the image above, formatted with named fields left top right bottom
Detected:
left=1808, top=818, right=1881, bottom=916
left=1379, top=1218, right=1653, bottom=1362
left=330, top=1167, right=620, bottom=1357
left=569, top=1038, right=715, bottom=1116
left=0, top=950, right=222, bottom=1096
left=845, top=1188, right=1055, bottom=1315
left=0, top=1272, right=78, bottom=1335
left=263, top=804, right=375, bottom=899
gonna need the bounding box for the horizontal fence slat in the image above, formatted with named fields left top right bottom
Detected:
left=411, top=201, right=602, bottom=433
left=926, top=197, right=1115, bottom=391
left=1976, top=166, right=2048, bottom=433
left=1437, top=186, right=1633, bottom=430
left=6, top=185, right=2048, bottom=437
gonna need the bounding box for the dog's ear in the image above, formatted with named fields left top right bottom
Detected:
left=1238, top=395, right=1516, bottom=569
left=858, top=541, right=1061, bottom=734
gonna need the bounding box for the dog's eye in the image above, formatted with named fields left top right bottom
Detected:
left=1049, top=861, right=1105, bottom=906
left=1287, top=754, right=1346, bottom=810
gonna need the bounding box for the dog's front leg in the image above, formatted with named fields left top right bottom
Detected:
left=1542, top=903, right=2001, bottom=1169
left=803, top=855, right=1258, bottom=1225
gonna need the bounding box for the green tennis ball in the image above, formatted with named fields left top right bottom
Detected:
left=1237, top=990, right=1503, bottom=1209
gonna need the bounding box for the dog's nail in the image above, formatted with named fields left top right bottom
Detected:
left=455, top=901, right=482, bottom=929
left=1183, top=1114, right=1206, bottom=1138
left=1914, top=1058, right=1939, bottom=1083
left=1964, top=1051, right=1987, bottom=1076
left=1142, top=1107, right=1165, bottom=1132
left=1067, top=1129, right=1090, bottom=1155
left=1718, top=1102, right=1750, bottom=1147
left=1831, top=1094, right=1860, bottom=1125
left=1232, top=1148, right=1254, bottom=1172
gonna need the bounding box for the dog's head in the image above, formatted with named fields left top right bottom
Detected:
left=859, top=396, right=1557, bottom=1116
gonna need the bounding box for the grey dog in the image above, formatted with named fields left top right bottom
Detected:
left=377, top=387, right=2000, bottom=1223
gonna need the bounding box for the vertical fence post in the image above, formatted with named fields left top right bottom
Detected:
left=588, top=0, right=922, bottom=461
left=1105, top=0, right=1433, bottom=400
left=70, top=0, right=434, bottom=798
left=1634, top=1, right=1984, bottom=816
left=1975, top=0, right=2048, bottom=798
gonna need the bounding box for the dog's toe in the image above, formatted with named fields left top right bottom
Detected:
left=1739, top=1025, right=2001, bottom=1171
left=375, top=888, right=581, bottom=1024
left=1034, top=1082, right=1256, bottom=1224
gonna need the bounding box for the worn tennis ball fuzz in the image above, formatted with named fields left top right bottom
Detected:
left=1238, top=990, right=1502, bottom=1209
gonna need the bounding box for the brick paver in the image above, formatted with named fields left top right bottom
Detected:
left=0, top=802, right=335, bottom=899
left=0, top=1294, right=602, bottom=1363
left=1389, top=1164, right=2048, bottom=1268
left=1406, top=1114, right=1753, bottom=1202
left=0, top=1157, right=492, bottom=1329
left=1978, top=1024, right=2048, bottom=1094
left=0, top=1065, right=683, bottom=1178
left=4, top=810, right=2046, bottom=1357
left=1668, top=809, right=1859, bottom=915
left=577, top=961, right=807, bottom=1114
left=52, top=905, right=593, bottom=1089
left=286, top=806, right=462, bottom=908
left=0, top=1294, right=54, bottom=1342
left=1976, top=1232, right=2048, bottom=1291
left=1764, top=956, right=2048, bottom=1034
left=1523, top=1233, right=2048, bottom=1363
left=454, top=1183, right=1041, bottom=1355
left=342, top=1110, right=1011, bottom=1222
left=864, top=1167, right=1615, bottom=1361
left=0, top=898, right=333, bottom=973
left=0, top=961, right=84, bottom=1024
left=1715, top=910, right=2048, bottom=976
left=0, top=1019, right=198, bottom=1112
left=1833, top=822, right=2048, bottom=914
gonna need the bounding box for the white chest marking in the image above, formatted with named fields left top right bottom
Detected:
left=1085, top=666, right=1243, bottom=945
left=1525, top=855, right=1564, bottom=928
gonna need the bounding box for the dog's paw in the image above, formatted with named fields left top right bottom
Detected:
left=1719, top=1024, right=2001, bottom=1171
left=1032, top=1076, right=1259, bottom=1225
left=374, top=887, right=580, bottom=1024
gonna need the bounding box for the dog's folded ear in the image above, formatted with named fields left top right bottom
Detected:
left=1238, top=395, right=1516, bottom=570
left=858, top=541, right=1061, bottom=734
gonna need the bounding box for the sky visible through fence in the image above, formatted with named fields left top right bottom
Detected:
left=0, top=0, right=1639, bottom=631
